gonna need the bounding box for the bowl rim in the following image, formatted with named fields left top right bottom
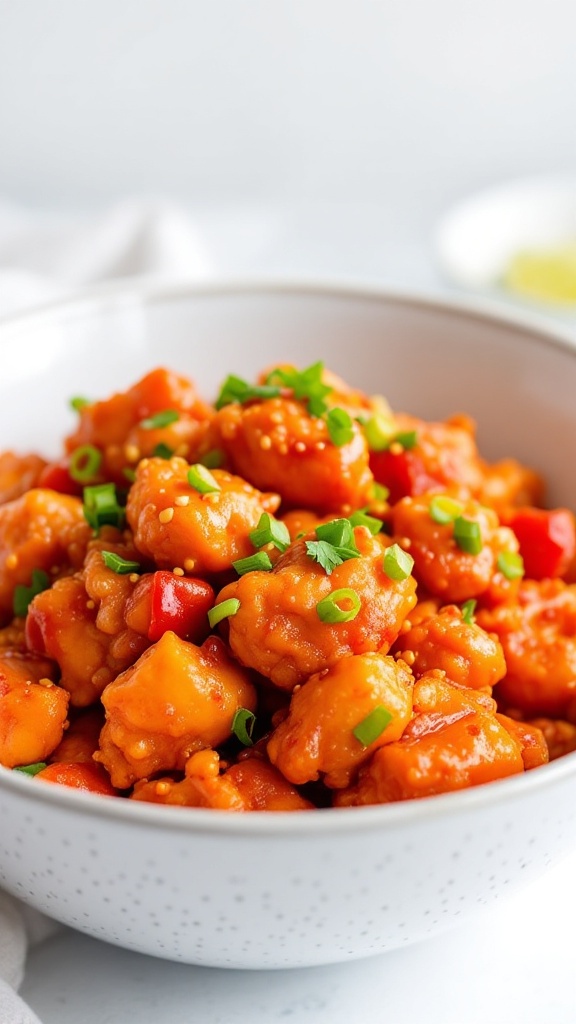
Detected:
left=2, top=275, right=576, bottom=838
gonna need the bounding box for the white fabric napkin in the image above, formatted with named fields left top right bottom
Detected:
left=0, top=196, right=213, bottom=320
left=0, top=197, right=214, bottom=1022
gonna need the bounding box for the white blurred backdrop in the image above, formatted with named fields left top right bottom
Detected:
left=1, top=0, right=576, bottom=283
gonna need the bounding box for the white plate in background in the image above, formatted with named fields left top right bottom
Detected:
left=434, top=176, right=576, bottom=302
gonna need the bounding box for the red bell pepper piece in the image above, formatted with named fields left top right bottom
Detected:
left=504, top=507, right=576, bottom=579
left=148, top=571, right=215, bottom=643
left=37, top=460, right=83, bottom=497
left=370, top=449, right=439, bottom=505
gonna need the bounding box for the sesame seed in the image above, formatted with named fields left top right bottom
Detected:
left=204, top=492, right=219, bottom=504
left=400, top=618, right=412, bottom=634
left=294, top=441, right=306, bottom=453
left=184, top=558, right=196, bottom=572
left=315, top=441, right=326, bottom=451
left=124, top=443, right=140, bottom=463
left=86, top=600, right=96, bottom=610
left=37, top=677, right=54, bottom=688
left=139, top=458, right=150, bottom=469
left=389, top=441, right=403, bottom=455
left=155, top=781, right=171, bottom=797
left=129, top=573, right=140, bottom=583
left=173, top=566, right=185, bottom=576
left=269, top=411, right=283, bottom=424
left=399, top=537, right=412, bottom=549
left=5, top=553, right=18, bottom=570
left=175, top=444, right=189, bottom=458
left=175, top=494, right=190, bottom=506
left=402, top=649, right=416, bottom=666
left=278, top=443, right=289, bottom=455
left=260, top=435, right=273, bottom=450
left=159, top=507, right=174, bottom=524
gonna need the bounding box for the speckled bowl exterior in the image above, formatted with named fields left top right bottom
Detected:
left=1, top=283, right=576, bottom=968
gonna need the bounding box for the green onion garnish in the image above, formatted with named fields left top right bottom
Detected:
left=123, top=467, right=136, bottom=484
left=13, top=569, right=51, bottom=617
left=371, top=482, right=390, bottom=503
left=363, top=413, right=396, bottom=452
left=316, top=518, right=356, bottom=549
left=326, top=407, right=354, bottom=447
left=249, top=512, right=290, bottom=553
left=153, top=442, right=174, bottom=459
left=231, top=707, right=256, bottom=746
left=101, top=551, right=141, bottom=575
left=316, top=587, right=361, bottom=623
left=140, top=409, right=180, bottom=429
left=461, top=599, right=477, bottom=625
left=348, top=510, right=383, bottom=535
left=69, top=444, right=102, bottom=483
left=497, top=550, right=525, bottom=580
left=13, top=762, right=47, bottom=777
left=216, top=375, right=282, bottom=410
left=70, top=396, right=90, bottom=412
left=208, top=598, right=241, bottom=628
left=187, top=464, right=221, bottom=494
left=393, top=430, right=418, bottom=450
left=232, top=552, right=273, bottom=575
left=453, top=516, right=483, bottom=555
left=429, top=495, right=464, bottom=525
left=200, top=449, right=225, bottom=469
left=382, top=543, right=414, bottom=581
left=352, top=705, right=393, bottom=747
left=83, top=483, right=125, bottom=532
left=265, top=361, right=332, bottom=417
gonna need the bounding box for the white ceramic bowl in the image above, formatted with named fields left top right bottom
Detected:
left=2, top=282, right=576, bottom=970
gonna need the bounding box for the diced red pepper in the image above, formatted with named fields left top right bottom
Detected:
left=36, top=762, right=117, bottom=795
left=370, top=449, right=439, bottom=505
left=37, top=460, right=83, bottom=497
left=503, top=507, right=576, bottom=579
left=148, top=571, right=215, bottom=643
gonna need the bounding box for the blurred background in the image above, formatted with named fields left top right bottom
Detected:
left=1, top=0, right=576, bottom=295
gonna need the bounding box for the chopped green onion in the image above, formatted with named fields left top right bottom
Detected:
left=216, top=374, right=282, bottom=410
left=232, top=551, right=273, bottom=575
left=383, top=543, right=414, bottom=581
left=429, top=495, right=464, bottom=525
left=70, top=396, right=90, bottom=412
left=208, top=598, right=241, bottom=628
left=13, top=569, right=51, bottom=617
left=83, top=483, right=125, bottom=532
left=140, top=409, right=180, bottom=429
left=371, top=481, right=390, bottom=503
left=187, top=464, right=221, bottom=494
left=101, top=551, right=141, bottom=574
left=352, top=705, right=393, bottom=747
left=265, top=361, right=332, bottom=417
left=13, top=762, right=47, bottom=777
left=497, top=550, right=525, bottom=580
left=316, top=518, right=355, bottom=549
left=69, top=444, right=102, bottom=483
left=200, top=449, right=225, bottom=469
left=461, top=599, right=477, bottom=625
left=348, top=510, right=383, bottom=535
left=393, top=430, right=418, bottom=450
left=153, top=442, right=174, bottom=459
left=231, top=707, right=256, bottom=746
left=123, top=467, right=136, bottom=484
left=326, top=407, right=354, bottom=447
left=249, top=512, right=290, bottom=552
left=453, top=516, right=483, bottom=555
left=363, top=413, right=396, bottom=452
left=316, top=587, right=361, bottom=623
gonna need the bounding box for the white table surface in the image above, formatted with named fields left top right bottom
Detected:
left=18, top=204, right=576, bottom=1024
